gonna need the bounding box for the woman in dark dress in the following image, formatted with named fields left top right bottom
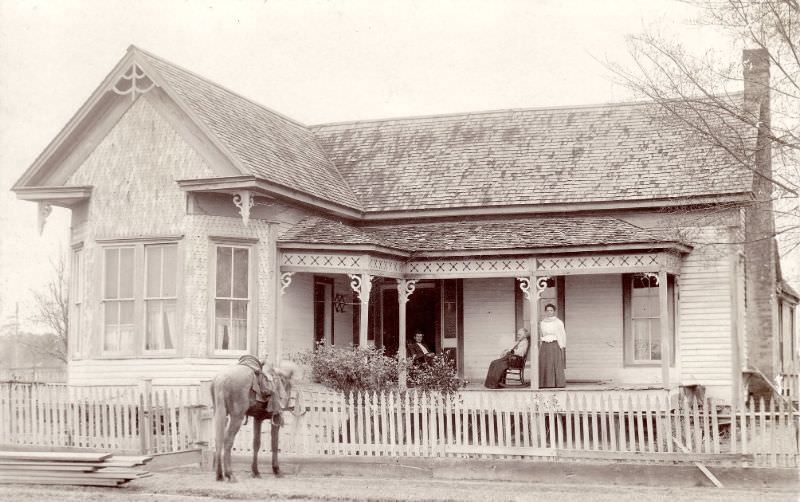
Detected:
left=539, top=304, right=566, bottom=388
left=484, top=328, right=530, bottom=388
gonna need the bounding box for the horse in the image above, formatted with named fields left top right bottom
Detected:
left=210, top=357, right=302, bottom=481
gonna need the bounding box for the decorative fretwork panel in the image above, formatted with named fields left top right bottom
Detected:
left=536, top=254, right=661, bottom=272
left=407, top=258, right=530, bottom=276
left=367, top=256, right=405, bottom=276
left=281, top=252, right=365, bottom=271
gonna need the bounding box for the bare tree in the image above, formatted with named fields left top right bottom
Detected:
left=606, top=0, right=800, bottom=269
left=27, top=255, right=69, bottom=363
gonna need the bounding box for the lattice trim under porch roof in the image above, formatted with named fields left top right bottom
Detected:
left=279, top=250, right=684, bottom=280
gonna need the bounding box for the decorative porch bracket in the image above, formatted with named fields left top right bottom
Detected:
left=280, top=272, right=295, bottom=295
left=517, top=276, right=550, bottom=390
left=348, top=273, right=374, bottom=347
left=233, top=190, right=255, bottom=227
left=37, top=202, right=52, bottom=235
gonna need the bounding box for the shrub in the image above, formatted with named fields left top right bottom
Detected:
left=297, top=343, right=402, bottom=394
left=406, top=354, right=467, bottom=396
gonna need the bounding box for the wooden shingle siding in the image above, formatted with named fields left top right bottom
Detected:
left=462, top=278, right=516, bottom=382
left=678, top=227, right=734, bottom=400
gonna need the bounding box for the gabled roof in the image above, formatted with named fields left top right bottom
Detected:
left=278, top=216, right=691, bottom=256
left=310, top=104, right=754, bottom=213
left=13, top=46, right=754, bottom=219
left=13, top=46, right=362, bottom=212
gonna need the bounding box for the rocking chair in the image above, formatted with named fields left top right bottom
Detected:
left=501, top=340, right=530, bottom=387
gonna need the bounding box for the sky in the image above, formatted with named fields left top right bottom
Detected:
left=0, top=0, right=794, bottom=332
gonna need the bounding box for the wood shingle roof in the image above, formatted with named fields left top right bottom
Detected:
left=279, top=216, right=689, bottom=255
left=310, top=105, right=754, bottom=213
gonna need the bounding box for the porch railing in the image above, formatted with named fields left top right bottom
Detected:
left=779, top=372, right=799, bottom=402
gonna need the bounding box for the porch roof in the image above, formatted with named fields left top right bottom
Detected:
left=278, top=215, right=691, bottom=256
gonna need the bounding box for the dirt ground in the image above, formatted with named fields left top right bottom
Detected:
left=0, top=469, right=797, bottom=502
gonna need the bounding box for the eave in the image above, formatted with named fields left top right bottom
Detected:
left=12, top=186, right=93, bottom=207
left=177, top=176, right=363, bottom=220
left=277, top=242, right=412, bottom=258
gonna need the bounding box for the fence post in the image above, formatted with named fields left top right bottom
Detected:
left=197, top=379, right=214, bottom=468
left=138, top=378, right=153, bottom=454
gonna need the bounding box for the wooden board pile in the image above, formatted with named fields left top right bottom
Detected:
left=0, top=451, right=152, bottom=487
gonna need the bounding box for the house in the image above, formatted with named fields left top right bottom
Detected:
left=12, top=46, right=797, bottom=406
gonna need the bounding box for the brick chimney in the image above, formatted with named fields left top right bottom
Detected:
left=741, top=48, right=778, bottom=387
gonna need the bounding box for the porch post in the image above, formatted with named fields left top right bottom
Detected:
left=349, top=273, right=373, bottom=347
left=518, top=276, right=545, bottom=390
left=397, top=279, right=417, bottom=390
left=275, top=272, right=295, bottom=364
left=658, top=270, right=671, bottom=389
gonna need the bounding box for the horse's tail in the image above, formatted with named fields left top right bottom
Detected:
left=211, top=378, right=227, bottom=480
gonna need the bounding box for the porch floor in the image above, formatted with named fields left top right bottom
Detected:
left=460, top=380, right=668, bottom=392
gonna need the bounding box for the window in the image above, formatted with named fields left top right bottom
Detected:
left=145, top=244, right=177, bottom=352
left=214, top=245, right=250, bottom=351
left=623, top=273, right=675, bottom=365
left=103, top=246, right=135, bottom=353
left=71, top=246, right=83, bottom=359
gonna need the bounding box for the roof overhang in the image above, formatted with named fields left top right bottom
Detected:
left=177, top=175, right=363, bottom=220
left=12, top=186, right=93, bottom=207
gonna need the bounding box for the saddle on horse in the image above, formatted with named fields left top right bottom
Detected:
left=237, top=355, right=287, bottom=415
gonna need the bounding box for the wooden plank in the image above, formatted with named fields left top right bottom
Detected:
left=0, top=452, right=112, bottom=462
left=589, top=395, right=599, bottom=450
left=768, top=397, right=776, bottom=467
left=618, top=395, right=627, bottom=452
left=403, top=391, right=411, bottom=457
left=608, top=395, right=618, bottom=452
left=445, top=445, right=556, bottom=457
left=634, top=395, right=644, bottom=453
left=0, top=475, right=123, bottom=487
left=672, top=437, right=724, bottom=488
left=645, top=395, right=654, bottom=453
left=0, top=464, right=97, bottom=472
left=565, top=394, right=573, bottom=449
left=710, top=398, right=720, bottom=454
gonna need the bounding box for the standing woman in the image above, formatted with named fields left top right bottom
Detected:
left=539, top=303, right=566, bottom=388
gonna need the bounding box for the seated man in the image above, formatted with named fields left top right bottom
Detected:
left=484, top=328, right=530, bottom=388
left=408, top=331, right=436, bottom=366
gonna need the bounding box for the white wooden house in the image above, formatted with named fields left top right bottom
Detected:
left=12, top=46, right=797, bottom=405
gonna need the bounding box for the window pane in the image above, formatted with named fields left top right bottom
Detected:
left=104, top=326, right=119, bottom=352
left=631, top=296, right=651, bottom=317
left=146, top=246, right=162, bottom=297
left=119, top=247, right=135, bottom=298
left=119, top=300, right=134, bottom=324
left=216, top=247, right=232, bottom=297
left=633, top=319, right=650, bottom=360
left=119, top=323, right=135, bottom=353
left=215, top=299, right=230, bottom=319
left=231, top=300, right=248, bottom=350
left=105, top=301, right=118, bottom=325
left=650, top=319, right=662, bottom=360
left=233, top=248, right=249, bottom=298
left=146, top=299, right=176, bottom=351
left=162, top=245, right=177, bottom=297
left=104, top=248, right=119, bottom=299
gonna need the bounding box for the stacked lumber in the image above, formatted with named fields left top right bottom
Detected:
left=0, top=451, right=152, bottom=487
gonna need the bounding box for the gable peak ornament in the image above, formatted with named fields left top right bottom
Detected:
left=111, top=63, right=156, bottom=101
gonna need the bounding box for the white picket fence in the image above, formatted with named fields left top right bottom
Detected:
left=2, top=383, right=798, bottom=468
left=227, top=388, right=800, bottom=468
left=0, top=383, right=204, bottom=454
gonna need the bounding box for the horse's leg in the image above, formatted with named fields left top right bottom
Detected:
left=251, top=417, right=262, bottom=478
left=271, top=414, right=282, bottom=477
left=223, top=412, right=245, bottom=482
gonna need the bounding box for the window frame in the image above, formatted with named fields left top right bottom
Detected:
left=622, top=273, right=676, bottom=367
left=70, top=244, right=84, bottom=360
left=209, top=238, right=257, bottom=356
left=101, top=245, right=137, bottom=356
left=97, top=236, right=183, bottom=358
left=143, top=243, right=179, bottom=355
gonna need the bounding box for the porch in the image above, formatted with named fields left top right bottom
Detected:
left=277, top=249, right=684, bottom=392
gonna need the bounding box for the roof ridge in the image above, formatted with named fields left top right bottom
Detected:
left=128, top=45, right=311, bottom=130
left=309, top=92, right=746, bottom=129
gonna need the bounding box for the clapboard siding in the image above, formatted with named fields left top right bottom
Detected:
left=69, top=358, right=235, bottom=386
left=282, top=273, right=315, bottom=357
left=462, top=278, right=516, bottom=382
left=678, top=227, right=734, bottom=401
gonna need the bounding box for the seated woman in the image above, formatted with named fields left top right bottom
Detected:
left=484, top=328, right=530, bottom=389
